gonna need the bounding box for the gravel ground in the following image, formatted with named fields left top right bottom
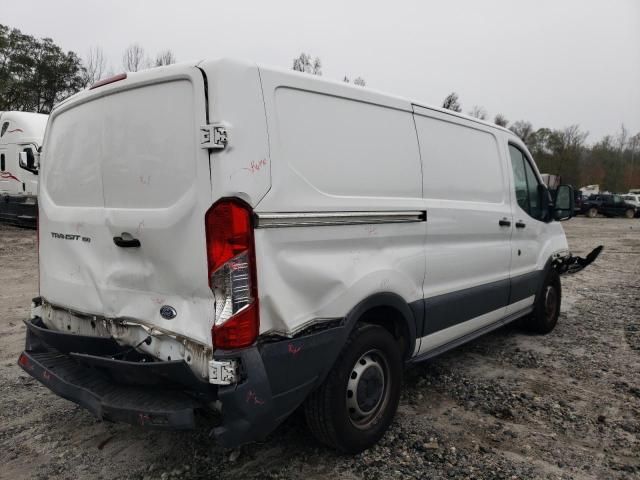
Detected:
left=0, top=217, right=638, bottom=480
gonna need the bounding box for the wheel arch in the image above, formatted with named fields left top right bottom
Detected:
left=344, top=292, right=418, bottom=360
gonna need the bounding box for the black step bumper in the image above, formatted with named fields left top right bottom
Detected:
left=18, top=315, right=348, bottom=447
left=19, top=317, right=214, bottom=430
left=18, top=350, right=199, bottom=429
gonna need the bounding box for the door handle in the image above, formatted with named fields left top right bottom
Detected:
left=113, top=236, right=141, bottom=248
left=499, top=219, right=511, bottom=227
left=515, top=221, right=526, bottom=229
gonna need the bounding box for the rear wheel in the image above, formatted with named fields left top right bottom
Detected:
left=522, top=269, right=561, bottom=334
left=587, top=207, right=598, bottom=218
left=304, top=323, right=402, bottom=453
left=625, top=208, right=635, bottom=219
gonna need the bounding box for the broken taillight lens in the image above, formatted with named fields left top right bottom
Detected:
left=205, top=198, right=259, bottom=349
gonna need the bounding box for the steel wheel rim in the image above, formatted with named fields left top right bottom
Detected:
left=544, top=285, right=558, bottom=321
left=346, top=349, right=390, bottom=430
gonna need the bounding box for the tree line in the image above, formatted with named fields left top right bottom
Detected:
left=292, top=52, right=366, bottom=86
left=441, top=92, right=640, bottom=192
left=1, top=23, right=176, bottom=113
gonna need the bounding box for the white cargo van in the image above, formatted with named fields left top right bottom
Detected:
left=0, top=111, right=47, bottom=227
left=18, top=59, right=601, bottom=453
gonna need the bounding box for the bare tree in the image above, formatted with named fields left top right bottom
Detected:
left=616, top=123, right=628, bottom=158
left=312, top=57, right=322, bottom=75
left=343, top=75, right=350, bottom=83
left=561, top=124, right=589, bottom=150
left=442, top=92, right=462, bottom=112
left=81, top=46, right=106, bottom=87
left=155, top=49, right=176, bottom=67
left=509, top=120, right=535, bottom=144
left=494, top=113, right=509, bottom=127
left=353, top=77, right=366, bottom=87
left=292, top=53, right=322, bottom=75
left=122, top=43, right=149, bottom=72
left=630, top=132, right=640, bottom=163
left=468, top=105, right=487, bottom=120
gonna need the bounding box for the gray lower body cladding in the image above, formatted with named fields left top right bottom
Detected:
left=413, top=270, right=545, bottom=338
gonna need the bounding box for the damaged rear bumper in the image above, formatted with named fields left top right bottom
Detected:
left=18, top=316, right=347, bottom=447
left=18, top=349, right=199, bottom=429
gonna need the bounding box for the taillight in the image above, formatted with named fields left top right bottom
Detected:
left=205, top=198, right=259, bottom=349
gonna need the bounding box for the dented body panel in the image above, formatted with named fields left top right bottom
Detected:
left=40, top=65, right=216, bottom=352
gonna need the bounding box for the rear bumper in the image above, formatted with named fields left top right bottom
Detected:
left=18, top=350, right=198, bottom=429
left=19, top=315, right=348, bottom=447
left=19, top=317, right=211, bottom=430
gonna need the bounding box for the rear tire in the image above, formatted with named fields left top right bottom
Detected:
left=625, top=209, right=635, bottom=219
left=587, top=207, right=598, bottom=218
left=523, top=269, right=561, bottom=334
left=304, top=323, right=402, bottom=453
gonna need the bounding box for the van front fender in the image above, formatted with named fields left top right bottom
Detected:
left=554, top=245, right=603, bottom=275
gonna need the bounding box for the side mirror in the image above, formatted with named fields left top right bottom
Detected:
left=553, top=184, right=574, bottom=221
left=18, top=148, right=38, bottom=175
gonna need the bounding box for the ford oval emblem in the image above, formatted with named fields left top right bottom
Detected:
left=160, top=305, right=177, bottom=320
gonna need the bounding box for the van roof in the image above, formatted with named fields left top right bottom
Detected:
left=248, top=59, right=517, bottom=138
left=56, top=57, right=517, bottom=139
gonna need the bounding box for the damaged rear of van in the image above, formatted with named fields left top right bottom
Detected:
left=20, top=60, right=286, bottom=445
left=19, top=58, right=600, bottom=453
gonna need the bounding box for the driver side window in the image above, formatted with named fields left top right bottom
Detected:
left=509, top=145, right=542, bottom=220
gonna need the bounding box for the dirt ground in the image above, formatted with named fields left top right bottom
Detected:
left=0, top=217, right=638, bottom=480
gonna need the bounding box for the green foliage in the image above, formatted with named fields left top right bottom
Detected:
left=0, top=24, right=84, bottom=113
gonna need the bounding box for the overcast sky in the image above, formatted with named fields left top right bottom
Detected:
left=4, top=0, right=639, bottom=141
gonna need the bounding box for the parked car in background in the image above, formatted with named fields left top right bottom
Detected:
left=581, top=194, right=637, bottom=218
left=622, top=194, right=640, bottom=209
left=580, top=184, right=600, bottom=197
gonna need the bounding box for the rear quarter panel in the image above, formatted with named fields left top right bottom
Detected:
left=254, top=69, right=426, bottom=336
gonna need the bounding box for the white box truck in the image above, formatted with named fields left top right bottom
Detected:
left=0, top=111, right=47, bottom=227
left=18, top=59, right=601, bottom=452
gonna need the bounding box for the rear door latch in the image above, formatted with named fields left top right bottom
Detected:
left=200, top=124, right=228, bottom=150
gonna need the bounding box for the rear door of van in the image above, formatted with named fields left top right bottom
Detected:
left=39, top=65, right=215, bottom=346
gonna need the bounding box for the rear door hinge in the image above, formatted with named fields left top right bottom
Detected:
left=200, top=124, right=228, bottom=150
